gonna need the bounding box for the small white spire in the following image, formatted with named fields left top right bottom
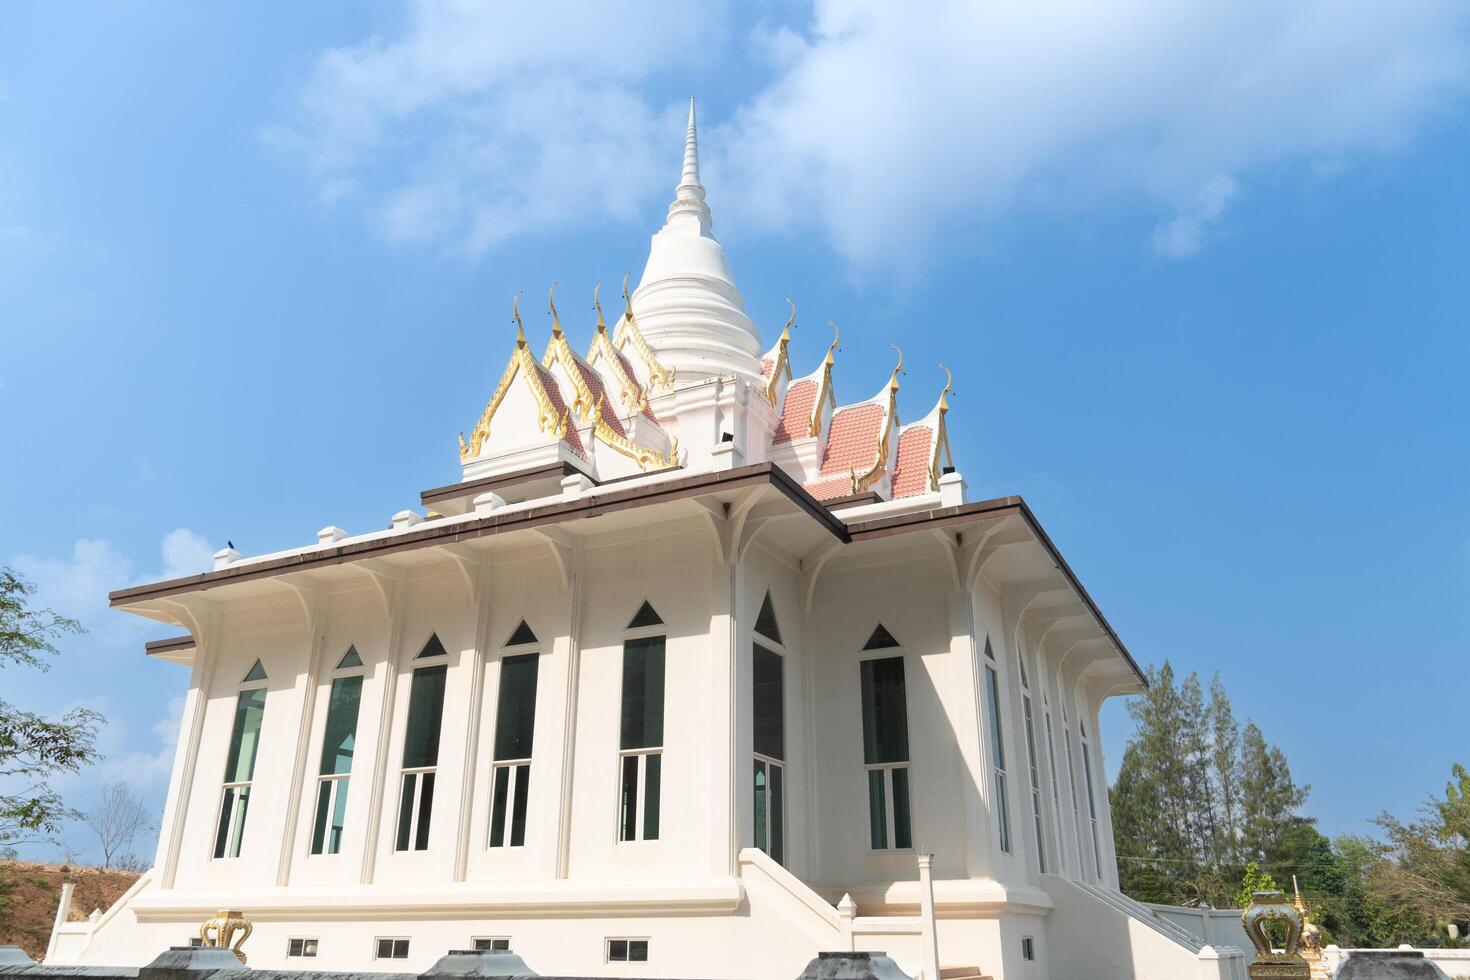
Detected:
left=677, top=97, right=705, bottom=203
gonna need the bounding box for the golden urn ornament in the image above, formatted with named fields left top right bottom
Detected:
left=1242, top=890, right=1310, bottom=979
left=199, top=909, right=252, bottom=964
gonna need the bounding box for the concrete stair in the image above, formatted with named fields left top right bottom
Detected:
left=938, top=967, right=991, bottom=980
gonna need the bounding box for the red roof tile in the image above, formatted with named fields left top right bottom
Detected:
left=773, top=379, right=817, bottom=444
left=529, top=361, right=585, bottom=454
left=761, top=357, right=774, bottom=379
left=563, top=349, right=628, bottom=437
left=818, top=403, right=885, bottom=477
left=804, top=475, right=855, bottom=502
left=609, top=345, right=659, bottom=422
left=892, top=425, right=934, bottom=498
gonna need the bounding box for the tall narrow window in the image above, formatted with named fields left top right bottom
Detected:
left=214, top=683, right=266, bottom=859
left=1079, top=721, right=1103, bottom=879
left=1022, top=695, right=1046, bottom=873
left=860, top=652, right=911, bottom=850
left=311, top=654, right=363, bottom=856
left=618, top=624, right=665, bottom=843
left=1044, top=711, right=1063, bottom=868
left=489, top=651, right=539, bottom=848
left=984, top=656, right=1012, bottom=854
left=396, top=636, right=448, bottom=851
left=752, top=640, right=784, bottom=863
left=1063, top=704, right=1085, bottom=876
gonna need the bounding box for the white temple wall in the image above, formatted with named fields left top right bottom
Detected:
left=807, top=551, right=981, bottom=888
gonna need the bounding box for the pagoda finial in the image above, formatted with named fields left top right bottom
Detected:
left=512, top=291, right=526, bottom=347
left=677, top=98, right=704, bottom=201
left=548, top=282, right=563, bottom=338
left=593, top=282, right=607, bottom=333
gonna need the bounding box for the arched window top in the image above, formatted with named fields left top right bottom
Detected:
left=336, top=646, right=363, bottom=670
left=242, top=659, right=267, bottom=683
left=506, top=620, right=538, bottom=647
left=755, top=592, right=782, bottom=646
left=627, top=601, right=664, bottom=630
left=863, top=624, right=900, bottom=651
left=416, top=633, right=448, bottom=660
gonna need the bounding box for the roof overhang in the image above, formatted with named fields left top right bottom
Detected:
left=109, top=463, right=1145, bottom=689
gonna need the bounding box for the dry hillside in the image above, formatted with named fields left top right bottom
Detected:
left=0, top=861, right=140, bottom=962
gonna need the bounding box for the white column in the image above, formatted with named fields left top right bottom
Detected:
left=917, top=853, right=941, bottom=980
left=44, top=882, right=74, bottom=961
left=453, top=555, right=491, bottom=881
left=708, top=550, right=738, bottom=875
left=554, top=541, right=586, bottom=879
left=359, top=571, right=406, bottom=885
left=158, top=602, right=220, bottom=889
left=275, top=586, right=328, bottom=886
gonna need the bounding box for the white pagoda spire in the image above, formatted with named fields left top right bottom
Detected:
left=631, top=98, right=764, bottom=386
left=674, top=98, right=708, bottom=216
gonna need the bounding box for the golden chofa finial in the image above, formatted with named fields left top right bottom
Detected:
left=825, top=321, right=842, bottom=364
left=548, top=282, right=563, bottom=338
left=888, top=344, right=905, bottom=390
left=512, top=290, right=527, bottom=347
left=622, top=272, right=634, bottom=315
left=780, top=298, right=796, bottom=342
left=938, top=363, right=953, bottom=412
left=593, top=282, right=607, bottom=333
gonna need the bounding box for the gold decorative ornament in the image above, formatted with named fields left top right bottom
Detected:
left=612, top=273, right=675, bottom=392
left=588, top=282, right=654, bottom=417
left=542, top=297, right=676, bottom=471
left=924, top=364, right=956, bottom=493
left=548, top=282, right=563, bottom=338
left=1292, top=876, right=1329, bottom=980
left=198, top=909, right=252, bottom=964
left=808, top=322, right=841, bottom=438
left=763, top=299, right=796, bottom=405
left=1242, top=890, right=1309, bottom=979
left=459, top=292, right=589, bottom=463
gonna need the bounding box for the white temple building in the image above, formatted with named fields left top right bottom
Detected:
left=48, top=103, right=1246, bottom=980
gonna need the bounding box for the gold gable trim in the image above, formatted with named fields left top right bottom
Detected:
left=764, top=299, right=795, bottom=405
left=545, top=330, right=676, bottom=472
left=612, top=275, right=675, bottom=393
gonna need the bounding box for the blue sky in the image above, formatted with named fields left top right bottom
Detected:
left=3, top=1, right=1468, bottom=863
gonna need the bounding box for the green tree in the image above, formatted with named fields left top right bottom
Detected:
left=1236, top=861, right=1281, bottom=909
left=1111, top=661, right=1310, bottom=909
left=0, top=568, right=103, bottom=850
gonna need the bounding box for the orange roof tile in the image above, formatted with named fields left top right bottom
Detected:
left=773, top=379, right=818, bottom=444
left=892, top=425, right=934, bottom=498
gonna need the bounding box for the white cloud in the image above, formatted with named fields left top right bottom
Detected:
left=270, top=0, right=727, bottom=254
left=12, top=528, right=214, bottom=641
left=278, top=0, right=1470, bottom=267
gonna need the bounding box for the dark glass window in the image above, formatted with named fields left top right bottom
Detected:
left=336, top=646, right=363, bottom=669
left=753, top=645, right=784, bottom=761
left=310, top=674, right=362, bottom=855
left=754, top=593, right=782, bottom=645
left=619, top=637, right=665, bottom=750
left=493, top=654, right=539, bottom=761
left=416, top=633, right=448, bottom=660
left=242, top=659, right=267, bottom=682
left=506, top=620, right=538, bottom=646
left=402, top=665, right=447, bottom=769
left=376, top=939, right=409, bottom=959
left=860, top=657, right=909, bottom=764
left=224, top=688, right=266, bottom=783
left=863, top=624, right=899, bottom=651
left=473, top=938, right=510, bottom=951
left=627, top=601, right=663, bottom=629
left=607, top=939, right=648, bottom=962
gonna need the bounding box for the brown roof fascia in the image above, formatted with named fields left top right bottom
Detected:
left=144, top=634, right=196, bottom=655
left=846, top=496, right=1147, bottom=688
left=110, top=463, right=849, bottom=608
left=419, top=462, right=583, bottom=508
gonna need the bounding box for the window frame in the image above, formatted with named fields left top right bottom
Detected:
left=471, top=937, right=511, bottom=952
left=374, top=937, right=411, bottom=960
left=858, top=648, right=913, bottom=853
left=752, top=622, right=786, bottom=864
left=983, top=653, right=1013, bottom=855
left=605, top=937, right=650, bottom=963
left=1018, top=652, right=1047, bottom=874
left=394, top=643, right=449, bottom=853
left=212, top=681, right=267, bottom=860
left=286, top=938, right=319, bottom=959
left=616, top=618, right=666, bottom=844
left=1079, top=718, right=1104, bottom=881
left=487, top=646, right=540, bottom=850
left=310, top=655, right=367, bottom=857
